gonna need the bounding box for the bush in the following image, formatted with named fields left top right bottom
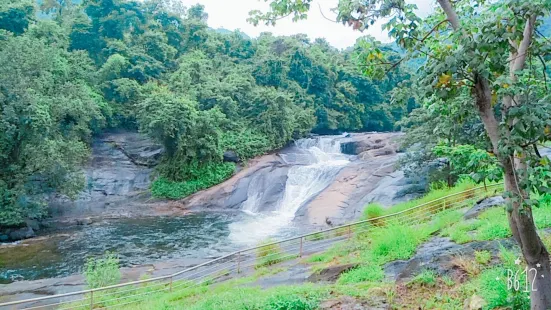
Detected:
left=151, top=162, right=235, bottom=199
left=265, top=294, right=319, bottom=310
left=363, top=203, right=384, bottom=219
left=84, top=253, right=121, bottom=289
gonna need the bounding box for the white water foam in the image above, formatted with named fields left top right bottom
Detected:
left=229, top=136, right=350, bottom=245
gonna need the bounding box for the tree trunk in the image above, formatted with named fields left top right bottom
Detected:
left=503, top=159, right=551, bottom=309
left=474, top=75, right=551, bottom=309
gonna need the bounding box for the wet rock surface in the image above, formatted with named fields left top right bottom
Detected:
left=47, top=131, right=163, bottom=221
left=299, top=132, right=425, bottom=226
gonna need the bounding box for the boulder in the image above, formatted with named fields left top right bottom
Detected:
left=384, top=237, right=516, bottom=282
left=223, top=151, right=240, bottom=163
left=307, top=263, right=359, bottom=283
left=340, top=139, right=385, bottom=155
left=8, top=226, right=36, bottom=241
left=464, top=196, right=505, bottom=220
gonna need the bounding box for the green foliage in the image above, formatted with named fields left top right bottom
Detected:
left=151, top=162, right=235, bottom=199
left=0, top=27, right=104, bottom=226
left=362, top=203, right=384, bottom=220
left=433, top=144, right=503, bottom=187
left=84, top=253, right=121, bottom=289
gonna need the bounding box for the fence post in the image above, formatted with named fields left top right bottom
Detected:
left=347, top=225, right=351, bottom=240
left=299, top=237, right=303, bottom=257
left=170, top=276, right=173, bottom=292
left=90, top=290, right=94, bottom=310
left=237, top=251, right=241, bottom=274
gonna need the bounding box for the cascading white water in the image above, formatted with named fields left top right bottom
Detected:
left=229, top=136, right=350, bottom=244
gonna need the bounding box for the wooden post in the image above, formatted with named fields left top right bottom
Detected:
left=237, top=252, right=241, bottom=274
left=299, top=237, right=303, bottom=257
left=347, top=225, right=351, bottom=240
left=169, top=276, right=173, bottom=292
left=90, top=290, right=94, bottom=310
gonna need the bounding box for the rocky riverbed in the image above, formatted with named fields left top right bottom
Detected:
left=0, top=131, right=426, bottom=303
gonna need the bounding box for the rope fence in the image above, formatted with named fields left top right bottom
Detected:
left=0, top=183, right=502, bottom=309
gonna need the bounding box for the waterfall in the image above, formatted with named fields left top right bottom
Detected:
left=229, top=135, right=350, bottom=244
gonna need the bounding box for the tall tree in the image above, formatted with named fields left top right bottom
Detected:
left=250, top=0, right=551, bottom=308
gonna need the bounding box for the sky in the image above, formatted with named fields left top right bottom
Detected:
left=179, top=0, right=436, bottom=49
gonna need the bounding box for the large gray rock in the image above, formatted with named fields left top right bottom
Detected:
left=464, top=196, right=505, bottom=220
left=223, top=151, right=240, bottom=163
left=8, top=226, right=36, bottom=241
left=384, top=237, right=516, bottom=282
left=104, top=131, right=164, bottom=167
left=307, top=263, right=359, bottom=283
left=48, top=131, right=160, bottom=218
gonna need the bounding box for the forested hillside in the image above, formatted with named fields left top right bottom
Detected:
left=0, top=0, right=409, bottom=227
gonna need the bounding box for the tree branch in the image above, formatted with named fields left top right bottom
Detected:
left=537, top=54, right=548, bottom=91
left=437, top=0, right=460, bottom=30
left=513, top=15, right=537, bottom=72
left=318, top=3, right=337, bottom=23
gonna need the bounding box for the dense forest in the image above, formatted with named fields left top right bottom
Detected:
left=0, top=0, right=411, bottom=227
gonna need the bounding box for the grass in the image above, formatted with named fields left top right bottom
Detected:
left=443, top=193, right=551, bottom=244
left=409, top=270, right=437, bottom=287
left=337, top=264, right=385, bottom=284
left=474, top=250, right=492, bottom=265
left=256, top=239, right=286, bottom=269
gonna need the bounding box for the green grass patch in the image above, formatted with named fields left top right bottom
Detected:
left=409, top=269, right=437, bottom=287
left=337, top=264, right=385, bottom=284
left=474, top=250, right=492, bottom=265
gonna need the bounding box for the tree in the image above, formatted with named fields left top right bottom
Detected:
left=0, top=32, right=105, bottom=226
left=250, top=0, right=551, bottom=308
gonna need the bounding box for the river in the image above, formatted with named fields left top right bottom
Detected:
left=0, top=135, right=353, bottom=284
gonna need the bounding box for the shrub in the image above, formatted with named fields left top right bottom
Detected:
left=476, top=267, right=529, bottom=310
left=363, top=203, right=384, bottom=220
left=474, top=250, right=492, bottom=265
left=84, top=252, right=121, bottom=289
left=265, top=294, right=318, bottom=310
